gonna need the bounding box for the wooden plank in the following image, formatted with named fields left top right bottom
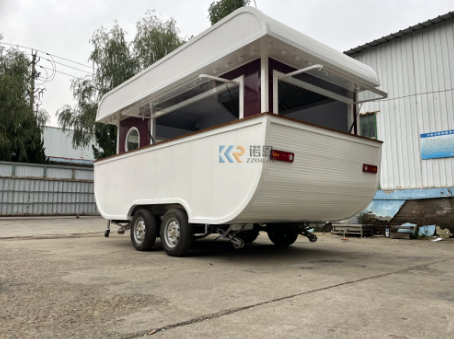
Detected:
left=332, top=224, right=374, bottom=237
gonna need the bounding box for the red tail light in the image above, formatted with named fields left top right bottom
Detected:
left=363, top=164, right=377, bottom=173
left=270, top=150, right=294, bottom=163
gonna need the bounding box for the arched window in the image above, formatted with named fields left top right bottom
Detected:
left=125, top=127, right=140, bottom=151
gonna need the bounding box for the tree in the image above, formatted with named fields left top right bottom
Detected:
left=208, top=0, right=250, bottom=25
left=57, top=23, right=135, bottom=160
left=0, top=37, right=49, bottom=163
left=134, top=11, right=184, bottom=70
left=57, top=10, right=184, bottom=160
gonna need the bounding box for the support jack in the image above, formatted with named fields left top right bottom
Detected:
left=104, top=220, right=111, bottom=237
left=300, top=229, right=317, bottom=242
left=212, top=225, right=245, bottom=249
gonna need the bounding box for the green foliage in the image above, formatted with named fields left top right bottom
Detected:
left=57, top=10, right=184, bottom=160
left=92, top=124, right=117, bottom=159
left=0, top=40, right=49, bottom=163
left=208, top=0, right=250, bottom=25
left=57, top=23, right=134, bottom=159
left=134, top=10, right=184, bottom=69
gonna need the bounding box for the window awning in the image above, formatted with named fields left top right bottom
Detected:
left=278, top=65, right=387, bottom=105
left=121, top=75, right=239, bottom=119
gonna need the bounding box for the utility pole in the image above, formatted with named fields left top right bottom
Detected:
left=30, top=49, right=37, bottom=112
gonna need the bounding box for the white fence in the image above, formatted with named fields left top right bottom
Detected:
left=0, top=161, right=98, bottom=216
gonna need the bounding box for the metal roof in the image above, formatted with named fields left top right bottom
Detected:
left=47, top=156, right=94, bottom=166
left=344, top=11, right=454, bottom=56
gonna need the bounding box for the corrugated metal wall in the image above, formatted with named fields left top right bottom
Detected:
left=352, top=17, right=454, bottom=190
left=0, top=161, right=98, bottom=216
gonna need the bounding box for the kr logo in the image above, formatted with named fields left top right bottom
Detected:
left=219, top=145, right=245, bottom=163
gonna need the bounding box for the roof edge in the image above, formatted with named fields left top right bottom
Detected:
left=96, top=6, right=267, bottom=122
left=344, top=11, right=454, bottom=56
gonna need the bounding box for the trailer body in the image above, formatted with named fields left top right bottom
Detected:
left=94, top=7, right=386, bottom=255
left=95, top=113, right=381, bottom=223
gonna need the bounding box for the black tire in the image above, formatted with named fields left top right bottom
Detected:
left=130, top=209, right=158, bottom=251
left=267, top=225, right=299, bottom=247
left=160, top=209, right=193, bottom=257
left=239, top=225, right=260, bottom=244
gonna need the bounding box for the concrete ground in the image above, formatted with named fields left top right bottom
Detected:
left=0, top=217, right=453, bottom=339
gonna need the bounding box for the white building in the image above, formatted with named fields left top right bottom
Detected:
left=43, top=126, right=96, bottom=164
left=344, top=11, right=454, bottom=229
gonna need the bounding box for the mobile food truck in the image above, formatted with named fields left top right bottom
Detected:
left=95, top=7, right=386, bottom=256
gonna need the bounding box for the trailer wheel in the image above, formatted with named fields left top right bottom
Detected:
left=267, top=225, right=298, bottom=247
left=130, top=209, right=158, bottom=251
left=161, top=209, right=193, bottom=257
left=239, top=225, right=260, bottom=244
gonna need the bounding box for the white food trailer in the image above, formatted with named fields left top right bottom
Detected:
left=95, top=7, right=387, bottom=256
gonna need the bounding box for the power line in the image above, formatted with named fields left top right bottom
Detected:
left=26, top=53, right=56, bottom=81
left=41, top=57, right=93, bottom=74
left=39, top=66, right=85, bottom=80
left=35, top=65, right=54, bottom=82
left=25, top=54, right=92, bottom=77
left=2, top=41, right=88, bottom=112
left=49, top=53, right=93, bottom=69
left=0, top=41, right=92, bottom=69
left=6, top=41, right=453, bottom=103
left=0, top=41, right=31, bottom=50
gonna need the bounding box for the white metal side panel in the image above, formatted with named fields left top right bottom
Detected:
left=15, top=165, right=43, bottom=177
left=209, top=125, right=263, bottom=219
left=47, top=167, right=73, bottom=179
left=94, top=121, right=264, bottom=222
left=0, top=163, right=12, bottom=176
left=97, top=12, right=263, bottom=120
left=0, top=177, right=97, bottom=216
left=354, top=18, right=454, bottom=189
left=189, top=137, right=214, bottom=219
left=74, top=170, right=94, bottom=180
left=233, top=119, right=381, bottom=223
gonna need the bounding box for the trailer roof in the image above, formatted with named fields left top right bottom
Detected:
left=97, top=7, right=381, bottom=124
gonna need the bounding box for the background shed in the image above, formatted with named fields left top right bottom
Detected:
left=344, top=11, right=454, bottom=230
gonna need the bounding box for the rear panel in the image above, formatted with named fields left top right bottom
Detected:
left=232, top=115, right=382, bottom=223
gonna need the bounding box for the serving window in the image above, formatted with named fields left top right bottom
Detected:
left=121, top=74, right=243, bottom=143
left=278, top=65, right=386, bottom=105
left=273, top=64, right=387, bottom=133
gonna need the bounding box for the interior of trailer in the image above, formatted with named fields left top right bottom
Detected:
left=118, top=61, right=386, bottom=152
left=121, top=75, right=241, bottom=144
left=154, top=82, right=240, bottom=142
left=276, top=79, right=349, bottom=133
left=273, top=63, right=385, bottom=134
left=131, top=62, right=384, bottom=145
